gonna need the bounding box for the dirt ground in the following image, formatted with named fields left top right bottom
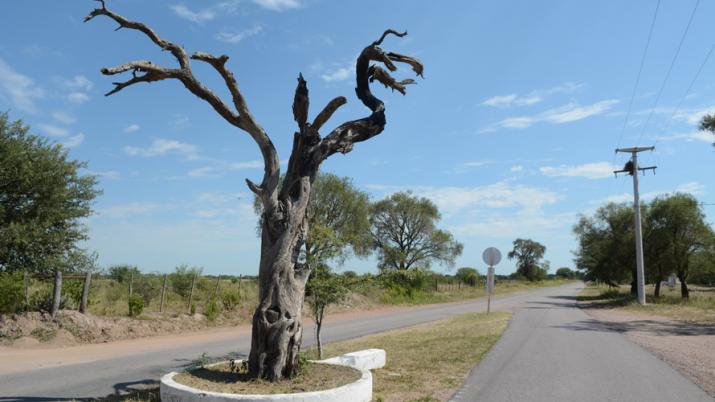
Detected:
left=584, top=308, right=715, bottom=397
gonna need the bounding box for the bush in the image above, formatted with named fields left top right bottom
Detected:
left=28, top=287, right=66, bottom=312
left=221, top=289, right=241, bottom=311
left=190, top=302, right=196, bottom=315
left=128, top=293, right=144, bottom=317
left=107, top=264, right=140, bottom=283
left=0, top=272, right=25, bottom=314
left=170, top=265, right=202, bottom=298
left=62, top=280, right=84, bottom=309
left=380, top=268, right=431, bottom=301
left=205, top=296, right=220, bottom=321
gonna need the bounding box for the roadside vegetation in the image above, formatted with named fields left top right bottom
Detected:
left=579, top=283, right=715, bottom=324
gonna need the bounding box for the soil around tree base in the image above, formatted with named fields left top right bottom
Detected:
left=173, top=361, right=362, bottom=395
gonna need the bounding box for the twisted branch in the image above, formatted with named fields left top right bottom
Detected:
left=85, top=2, right=280, bottom=204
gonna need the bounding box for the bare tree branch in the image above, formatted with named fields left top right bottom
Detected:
left=86, top=3, right=280, bottom=207
left=312, top=96, right=347, bottom=132
left=316, top=30, right=423, bottom=159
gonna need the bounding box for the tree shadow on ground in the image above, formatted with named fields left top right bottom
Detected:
left=553, top=317, right=715, bottom=337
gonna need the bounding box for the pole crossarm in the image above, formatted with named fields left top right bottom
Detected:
left=616, top=146, right=655, bottom=153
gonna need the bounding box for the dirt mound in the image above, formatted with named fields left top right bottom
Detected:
left=0, top=310, right=247, bottom=348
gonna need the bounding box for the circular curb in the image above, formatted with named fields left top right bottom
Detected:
left=160, top=361, right=372, bottom=402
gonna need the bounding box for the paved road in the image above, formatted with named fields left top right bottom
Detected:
left=450, top=282, right=712, bottom=402
left=0, top=285, right=564, bottom=401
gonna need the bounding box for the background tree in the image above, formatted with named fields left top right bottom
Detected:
left=555, top=267, right=575, bottom=279
left=304, top=264, right=348, bottom=359
left=370, top=192, right=463, bottom=272
left=572, top=203, right=635, bottom=287
left=108, top=264, right=141, bottom=283
left=647, top=193, right=714, bottom=298
left=507, top=239, right=547, bottom=281
left=86, top=3, right=423, bottom=380
left=455, top=267, right=480, bottom=286
left=699, top=114, right=715, bottom=146
left=0, top=113, right=100, bottom=276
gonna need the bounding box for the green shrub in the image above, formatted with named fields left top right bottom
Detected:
left=62, top=280, right=84, bottom=309
left=0, top=272, right=25, bottom=314
left=221, top=289, right=241, bottom=311
left=190, top=302, right=196, bottom=315
left=380, top=268, right=431, bottom=300
left=205, top=296, right=220, bottom=321
left=128, top=293, right=144, bottom=317
left=170, top=265, right=203, bottom=298
left=29, top=287, right=66, bottom=312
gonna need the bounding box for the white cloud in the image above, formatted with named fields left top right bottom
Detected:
left=449, top=211, right=575, bottom=238
left=482, top=94, right=517, bottom=108
left=98, top=202, right=163, bottom=219
left=542, top=100, right=619, bottom=124
left=123, top=124, right=140, bottom=133
left=656, top=130, right=713, bottom=143
left=61, top=133, right=85, bottom=148
left=171, top=114, right=190, bottom=129
left=461, top=160, right=492, bottom=168
left=88, top=170, right=121, bottom=180
left=486, top=99, right=619, bottom=130
left=539, top=162, right=616, bottom=180
left=62, top=75, right=93, bottom=91
left=67, top=92, right=90, bottom=104
left=0, top=57, right=44, bottom=113
left=38, top=123, right=69, bottom=137
left=510, top=165, right=524, bottom=172
left=216, top=25, right=263, bottom=44
left=321, top=66, right=352, bottom=83
left=124, top=138, right=199, bottom=160
left=481, top=82, right=583, bottom=108
left=253, top=0, right=301, bottom=11
left=51, top=111, right=76, bottom=124
left=189, top=159, right=263, bottom=177
left=169, top=1, right=240, bottom=23
left=600, top=181, right=705, bottom=204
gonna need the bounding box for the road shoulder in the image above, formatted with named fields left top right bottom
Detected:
left=583, top=307, right=715, bottom=397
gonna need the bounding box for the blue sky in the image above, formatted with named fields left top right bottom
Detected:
left=1, top=0, right=713, bottom=276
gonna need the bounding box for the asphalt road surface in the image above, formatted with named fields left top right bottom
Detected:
left=0, top=285, right=562, bottom=401
left=450, top=282, right=712, bottom=402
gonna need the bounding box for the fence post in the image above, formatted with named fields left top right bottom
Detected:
left=80, top=272, right=92, bottom=314
left=23, top=270, right=30, bottom=310
left=187, top=274, right=196, bottom=313
left=160, top=274, right=167, bottom=313
left=128, top=273, right=134, bottom=296
left=51, top=269, right=62, bottom=317
left=213, top=275, right=221, bottom=298
left=238, top=274, right=242, bottom=292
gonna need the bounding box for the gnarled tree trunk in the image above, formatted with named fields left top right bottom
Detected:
left=86, top=4, right=422, bottom=380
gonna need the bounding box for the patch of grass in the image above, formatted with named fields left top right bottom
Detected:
left=579, top=284, right=715, bottom=324
left=30, top=327, right=57, bottom=342
left=174, top=361, right=361, bottom=394
left=304, top=311, right=511, bottom=402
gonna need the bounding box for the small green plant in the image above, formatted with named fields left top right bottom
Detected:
left=190, top=302, right=196, bottom=315
left=128, top=293, right=144, bottom=317
left=30, top=327, right=57, bottom=342
left=205, top=296, right=220, bottom=321
left=62, top=280, right=84, bottom=309
left=295, top=352, right=310, bottom=376
left=221, top=289, right=241, bottom=311
left=193, top=352, right=210, bottom=369
left=28, top=287, right=66, bottom=312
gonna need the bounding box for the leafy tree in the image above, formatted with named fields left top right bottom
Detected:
left=555, top=267, right=575, bottom=279
left=647, top=193, right=714, bottom=298
left=455, top=267, right=480, bottom=286
left=170, top=265, right=203, bottom=298
left=507, top=239, right=547, bottom=281
left=370, top=192, right=463, bottom=272
left=0, top=113, right=100, bottom=275
left=304, top=173, right=371, bottom=265
left=699, top=114, right=715, bottom=146
left=305, top=264, right=348, bottom=359
left=573, top=203, right=635, bottom=287
left=108, top=264, right=140, bottom=283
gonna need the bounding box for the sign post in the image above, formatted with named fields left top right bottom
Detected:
left=482, top=247, right=502, bottom=314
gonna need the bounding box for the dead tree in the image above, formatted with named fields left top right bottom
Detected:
left=85, top=2, right=423, bottom=381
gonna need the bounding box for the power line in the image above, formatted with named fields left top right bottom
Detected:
left=637, top=0, right=700, bottom=145
left=651, top=43, right=714, bottom=149
left=613, top=0, right=661, bottom=156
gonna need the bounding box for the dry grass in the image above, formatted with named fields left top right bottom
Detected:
left=305, top=311, right=511, bottom=402
left=579, top=284, right=715, bottom=324
left=174, top=361, right=362, bottom=394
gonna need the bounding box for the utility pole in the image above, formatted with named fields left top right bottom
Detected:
left=614, top=146, right=656, bottom=305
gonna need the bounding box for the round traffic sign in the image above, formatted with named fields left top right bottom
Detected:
left=482, top=247, right=502, bottom=266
